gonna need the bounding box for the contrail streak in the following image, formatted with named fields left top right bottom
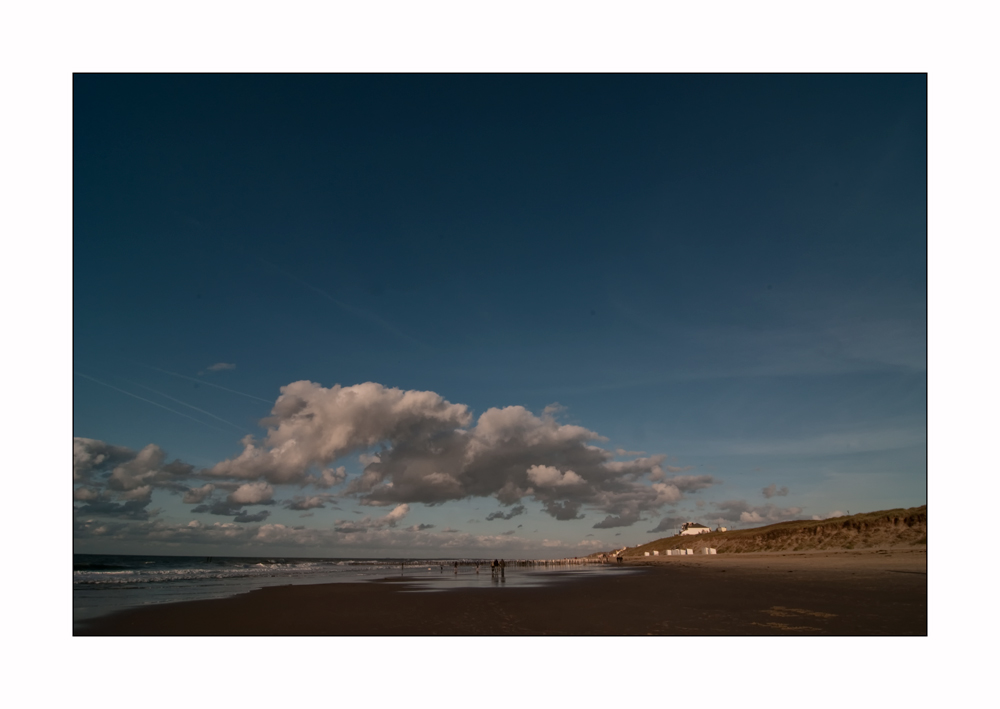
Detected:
left=257, top=257, right=432, bottom=351
left=144, top=366, right=273, bottom=404
left=125, top=380, right=250, bottom=433
left=74, top=372, right=228, bottom=433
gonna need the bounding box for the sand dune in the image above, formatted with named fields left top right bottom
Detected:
left=624, top=506, right=926, bottom=557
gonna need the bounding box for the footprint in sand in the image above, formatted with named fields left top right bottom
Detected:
left=765, top=606, right=837, bottom=619
left=751, top=621, right=822, bottom=631
left=752, top=606, right=836, bottom=631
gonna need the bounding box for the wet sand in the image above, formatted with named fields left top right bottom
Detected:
left=76, top=549, right=926, bottom=635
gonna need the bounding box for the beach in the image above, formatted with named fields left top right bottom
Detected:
left=76, top=548, right=926, bottom=635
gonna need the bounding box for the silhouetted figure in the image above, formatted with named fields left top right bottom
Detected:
left=500, top=559, right=505, bottom=578
left=454, top=561, right=459, bottom=574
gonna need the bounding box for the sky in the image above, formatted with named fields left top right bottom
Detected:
left=73, top=74, right=927, bottom=558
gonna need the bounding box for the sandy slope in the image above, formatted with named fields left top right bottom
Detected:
left=624, top=506, right=926, bottom=556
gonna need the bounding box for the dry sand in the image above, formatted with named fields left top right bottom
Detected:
left=76, top=548, right=926, bottom=636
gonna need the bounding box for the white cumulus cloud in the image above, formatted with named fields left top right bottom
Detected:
left=209, top=381, right=471, bottom=484
left=228, top=481, right=274, bottom=505
left=526, top=465, right=585, bottom=488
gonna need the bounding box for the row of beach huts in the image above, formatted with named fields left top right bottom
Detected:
left=643, top=548, right=717, bottom=556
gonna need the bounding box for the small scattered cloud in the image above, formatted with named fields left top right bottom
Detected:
left=527, top=465, right=585, bottom=488
left=183, top=484, right=216, bottom=504
left=73, top=487, right=102, bottom=501
left=234, top=510, right=270, bottom=523
left=405, top=523, right=436, bottom=532
left=119, top=485, right=153, bottom=503
left=647, top=515, right=688, bottom=534
left=74, top=439, right=194, bottom=502
left=335, top=504, right=410, bottom=534
left=74, top=498, right=156, bottom=520
left=712, top=500, right=803, bottom=525
left=285, top=494, right=337, bottom=511
left=665, top=475, right=717, bottom=492
left=486, top=504, right=526, bottom=521
left=762, top=483, right=789, bottom=499
left=201, top=363, right=236, bottom=375
left=593, top=511, right=641, bottom=529
left=74, top=438, right=136, bottom=482
left=228, top=481, right=274, bottom=505
left=310, top=466, right=347, bottom=489
left=812, top=510, right=846, bottom=520
left=192, top=500, right=244, bottom=516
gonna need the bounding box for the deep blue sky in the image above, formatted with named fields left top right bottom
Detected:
left=73, top=74, right=926, bottom=556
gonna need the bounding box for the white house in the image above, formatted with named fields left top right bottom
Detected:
left=679, top=522, right=711, bottom=536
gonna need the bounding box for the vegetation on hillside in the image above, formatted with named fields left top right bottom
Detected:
left=618, top=506, right=927, bottom=556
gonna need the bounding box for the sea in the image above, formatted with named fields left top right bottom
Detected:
left=73, top=553, right=626, bottom=628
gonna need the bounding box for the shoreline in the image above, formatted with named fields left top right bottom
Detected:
left=77, top=548, right=926, bottom=636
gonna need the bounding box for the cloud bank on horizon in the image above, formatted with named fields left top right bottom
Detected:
left=73, top=380, right=777, bottom=549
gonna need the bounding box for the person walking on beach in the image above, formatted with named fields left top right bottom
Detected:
left=500, top=558, right=505, bottom=578
left=454, top=561, right=459, bottom=574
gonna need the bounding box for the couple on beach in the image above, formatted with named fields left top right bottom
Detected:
left=491, top=559, right=505, bottom=578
